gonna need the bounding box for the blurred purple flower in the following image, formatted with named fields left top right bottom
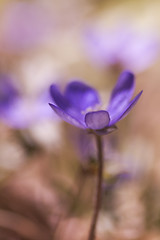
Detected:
left=49, top=71, right=142, bottom=135
left=0, top=74, right=19, bottom=110
left=85, top=26, right=158, bottom=72
left=0, top=2, right=53, bottom=52
left=0, top=74, right=55, bottom=128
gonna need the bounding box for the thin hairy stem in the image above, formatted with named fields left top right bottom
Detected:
left=88, top=134, right=103, bottom=240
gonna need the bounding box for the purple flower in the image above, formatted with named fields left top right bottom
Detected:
left=0, top=2, right=53, bottom=52
left=0, top=75, right=31, bottom=128
left=85, top=26, right=158, bottom=72
left=0, top=74, right=19, bottom=110
left=0, top=74, right=55, bottom=128
left=49, top=71, right=142, bottom=135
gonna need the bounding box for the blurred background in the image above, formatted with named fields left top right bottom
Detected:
left=0, top=0, right=160, bottom=239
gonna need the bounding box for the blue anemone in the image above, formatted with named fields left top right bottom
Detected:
left=49, top=71, right=142, bottom=135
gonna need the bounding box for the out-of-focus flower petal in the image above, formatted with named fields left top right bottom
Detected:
left=0, top=74, right=29, bottom=128
left=85, top=28, right=129, bottom=67
left=49, top=103, right=85, bottom=128
left=108, top=71, right=135, bottom=121
left=121, top=34, right=159, bottom=72
left=0, top=2, right=53, bottom=52
left=85, top=110, right=110, bottom=130
left=64, top=81, right=100, bottom=111
left=84, top=25, right=158, bottom=73
left=109, top=90, right=143, bottom=126
left=0, top=74, right=19, bottom=110
left=1, top=100, right=32, bottom=128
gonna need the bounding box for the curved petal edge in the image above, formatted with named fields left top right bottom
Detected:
left=109, top=90, right=143, bottom=126
left=49, top=103, right=85, bottom=129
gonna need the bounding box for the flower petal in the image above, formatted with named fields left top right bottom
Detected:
left=64, top=81, right=100, bottom=111
left=50, top=84, right=70, bottom=111
left=108, top=71, right=135, bottom=121
left=1, top=100, right=34, bottom=128
left=85, top=110, right=110, bottom=130
left=49, top=103, right=85, bottom=128
left=0, top=74, right=19, bottom=109
left=109, top=90, right=143, bottom=126
left=50, top=84, right=85, bottom=121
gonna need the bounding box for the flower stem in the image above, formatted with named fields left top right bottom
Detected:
left=88, top=134, right=103, bottom=240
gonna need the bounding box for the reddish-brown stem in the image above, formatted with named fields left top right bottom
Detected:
left=88, top=134, right=103, bottom=240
